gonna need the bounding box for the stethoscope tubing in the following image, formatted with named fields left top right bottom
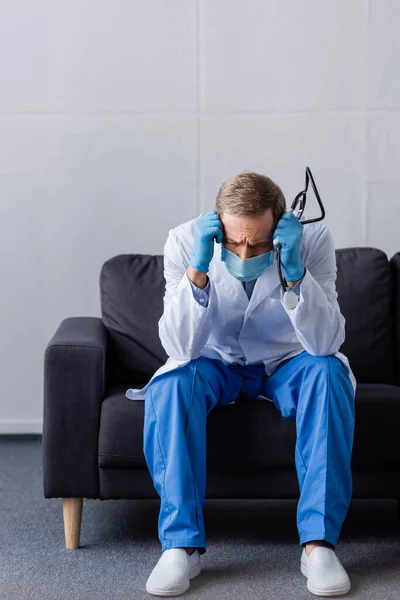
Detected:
left=275, top=166, right=325, bottom=293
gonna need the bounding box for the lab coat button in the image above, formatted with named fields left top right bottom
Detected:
left=199, top=298, right=205, bottom=303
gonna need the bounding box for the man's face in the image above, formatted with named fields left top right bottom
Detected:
left=220, top=208, right=275, bottom=260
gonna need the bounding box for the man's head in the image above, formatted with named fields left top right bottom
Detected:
left=215, top=171, right=286, bottom=260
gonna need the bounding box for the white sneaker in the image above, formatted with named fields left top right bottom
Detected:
left=301, top=546, right=351, bottom=597
left=146, top=548, right=201, bottom=597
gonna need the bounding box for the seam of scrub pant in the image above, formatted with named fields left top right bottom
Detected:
left=187, top=362, right=201, bottom=535
left=148, top=382, right=173, bottom=535
left=294, top=357, right=314, bottom=483
left=295, top=436, right=307, bottom=475
left=296, top=359, right=332, bottom=546
left=185, top=361, right=197, bottom=436
left=298, top=357, right=331, bottom=546
left=182, top=362, right=202, bottom=538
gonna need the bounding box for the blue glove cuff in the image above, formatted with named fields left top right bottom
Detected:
left=282, top=263, right=305, bottom=283
left=189, top=253, right=210, bottom=273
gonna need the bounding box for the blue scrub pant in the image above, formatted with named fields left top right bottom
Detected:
left=143, top=351, right=355, bottom=555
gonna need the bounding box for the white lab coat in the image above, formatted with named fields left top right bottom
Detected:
left=126, top=216, right=356, bottom=400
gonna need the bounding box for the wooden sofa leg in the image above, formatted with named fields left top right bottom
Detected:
left=62, top=498, right=83, bottom=549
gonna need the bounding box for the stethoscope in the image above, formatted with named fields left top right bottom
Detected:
left=275, top=167, right=326, bottom=309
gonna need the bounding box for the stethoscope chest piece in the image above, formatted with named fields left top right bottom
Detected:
left=283, top=289, right=299, bottom=310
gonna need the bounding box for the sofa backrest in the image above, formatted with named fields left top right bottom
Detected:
left=100, top=254, right=167, bottom=386
left=100, top=248, right=399, bottom=387
left=335, top=248, right=396, bottom=385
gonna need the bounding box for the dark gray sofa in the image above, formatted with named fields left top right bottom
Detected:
left=43, top=247, right=400, bottom=549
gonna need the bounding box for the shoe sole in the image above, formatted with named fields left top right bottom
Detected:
left=146, top=565, right=201, bottom=597
left=301, top=562, right=351, bottom=597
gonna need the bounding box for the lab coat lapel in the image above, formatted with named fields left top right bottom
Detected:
left=245, top=261, right=281, bottom=317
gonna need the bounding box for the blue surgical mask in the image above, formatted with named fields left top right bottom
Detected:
left=221, top=246, right=275, bottom=282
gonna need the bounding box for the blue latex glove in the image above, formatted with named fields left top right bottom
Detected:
left=189, top=209, right=223, bottom=273
left=273, top=211, right=305, bottom=283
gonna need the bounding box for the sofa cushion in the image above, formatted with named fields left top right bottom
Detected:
left=336, top=248, right=396, bottom=384
left=98, top=383, right=400, bottom=471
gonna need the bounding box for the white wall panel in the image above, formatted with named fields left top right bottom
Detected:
left=368, top=115, right=400, bottom=183
left=201, top=114, right=365, bottom=249
left=0, top=1, right=198, bottom=112
left=202, top=0, right=367, bottom=111
left=368, top=0, right=400, bottom=109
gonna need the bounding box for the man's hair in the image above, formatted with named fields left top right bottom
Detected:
left=215, top=171, right=286, bottom=225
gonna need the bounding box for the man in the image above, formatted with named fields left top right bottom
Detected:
left=126, top=172, right=356, bottom=597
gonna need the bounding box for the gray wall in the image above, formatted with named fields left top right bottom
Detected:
left=0, top=1, right=399, bottom=432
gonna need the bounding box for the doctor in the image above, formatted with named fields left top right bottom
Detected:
left=126, top=171, right=356, bottom=598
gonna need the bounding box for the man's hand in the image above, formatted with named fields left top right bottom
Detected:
left=273, top=211, right=305, bottom=284
left=189, top=209, right=223, bottom=273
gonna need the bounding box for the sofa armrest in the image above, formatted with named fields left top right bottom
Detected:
left=43, top=317, right=108, bottom=499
